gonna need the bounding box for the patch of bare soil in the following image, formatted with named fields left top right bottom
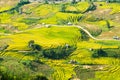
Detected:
left=0, top=0, right=19, bottom=7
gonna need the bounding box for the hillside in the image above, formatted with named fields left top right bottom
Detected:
left=0, top=0, right=19, bottom=12
left=0, top=0, right=120, bottom=80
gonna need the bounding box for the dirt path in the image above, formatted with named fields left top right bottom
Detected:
left=52, top=24, right=116, bottom=41
left=0, top=24, right=117, bottom=41
left=74, top=25, right=115, bottom=41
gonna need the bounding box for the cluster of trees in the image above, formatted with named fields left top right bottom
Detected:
left=28, top=40, right=76, bottom=59
left=28, top=40, right=42, bottom=51
left=59, top=1, right=96, bottom=14
left=92, top=48, right=107, bottom=58
left=43, top=44, right=77, bottom=59
left=92, top=48, right=120, bottom=58
left=19, top=0, right=29, bottom=4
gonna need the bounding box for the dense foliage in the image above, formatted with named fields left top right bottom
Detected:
left=92, top=48, right=120, bottom=58
left=28, top=40, right=42, bottom=51
left=43, top=44, right=77, bottom=59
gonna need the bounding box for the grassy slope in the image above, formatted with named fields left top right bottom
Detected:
left=0, top=26, right=81, bottom=80
left=0, top=2, right=87, bottom=31
left=0, top=26, right=80, bottom=49
left=0, top=0, right=19, bottom=12
left=0, top=1, right=120, bottom=80
left=82, top=2, right=120, bottom=39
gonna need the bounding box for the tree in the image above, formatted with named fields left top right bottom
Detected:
left=106, top=20, right=111, bottom=29
left=28, top=40, right=35, bottom=48
left=20, top=0, right=29, bottom=3
left=43, top=44, right=76, bottom=59
left=32, top=44, right=42, bottom=51
left=28, top=40, right=42, bottom=51
left=44, top=0, right=49, bottom=4
left=19, top=0, right=29, bottom=4
left=71, top=0, right=77, bottom=4
left=60, top=4, right=66, bottom=12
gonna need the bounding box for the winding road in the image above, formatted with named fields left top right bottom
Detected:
left=74, top=25, right=115, bottom=41
left=0, top=24, right=117, bottom=41
left=51, top=24, right=116, bottom=41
